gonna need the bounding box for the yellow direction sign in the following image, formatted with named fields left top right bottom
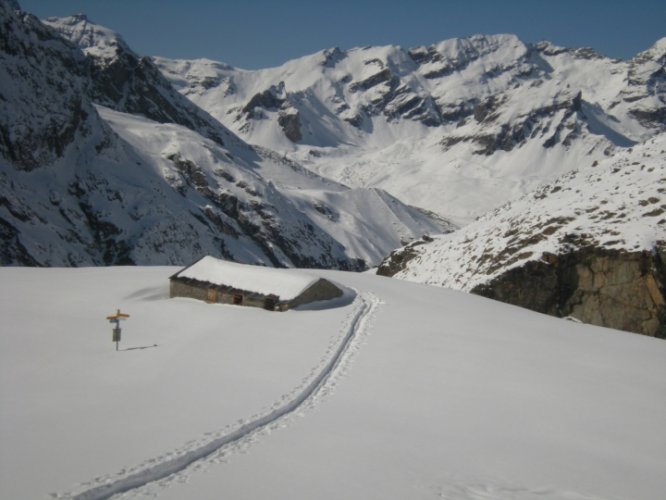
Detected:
left=106, top=309, right=130, bottom=351
left=106, top=309, right=130, bottom=321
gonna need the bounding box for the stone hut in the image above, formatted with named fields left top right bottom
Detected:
left=169, top=256, right=344, bottom=311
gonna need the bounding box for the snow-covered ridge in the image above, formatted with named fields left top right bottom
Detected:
left=388, top=133, right=666, bottom=291
left=42, top=14, right=246, bottom=151
left=0, top=3, right=109, bottom=171
left=154, top=34, right=665, bottom=222
left=44, top=13, right=130, bottom=62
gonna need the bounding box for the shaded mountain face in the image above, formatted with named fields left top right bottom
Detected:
left=42, top=14, right=241, bottom=150
left=378, top=135, right=666, bottom=337
left=155, top=35, right=665, bottom=224
left=1, top=5, right=447, bottom=268
left=0, top=3, right=110, bottom=171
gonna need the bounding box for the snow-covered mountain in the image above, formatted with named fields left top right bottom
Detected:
left=0, top=3, right=448, bottom=268
left=2, top=2, right=664, bottom=335
left=378, top=134, right=666, bottom=336
left=155, top=34, right=665, bottom=224
left=152, top=27, right=665, bottom=335
left=42, top=14, right=238, bottom=149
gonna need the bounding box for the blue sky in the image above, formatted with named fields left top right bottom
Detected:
left=18, top=0, right=666, bottom=69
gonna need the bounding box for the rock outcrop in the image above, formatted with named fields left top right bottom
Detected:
left=376, top=236, right=433, bottom=277
left=278, top=110, right=302, bottom=142
left=473, top=246, right=666, bottom=337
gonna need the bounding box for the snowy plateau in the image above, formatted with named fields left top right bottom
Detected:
left=1, top=1, right=666, bottom=498
left=1, top=267, right=666, bottom=500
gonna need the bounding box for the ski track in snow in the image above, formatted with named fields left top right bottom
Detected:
left=53, top=292, right=381, bottom=500
left=436, top=479, right=621, bottom=500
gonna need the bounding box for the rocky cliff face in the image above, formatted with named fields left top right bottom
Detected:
left=0, top=3, right=111, bottom=171
left=473, top=246, right=666, bottom=337
left=376, top=236, right=433, bottom=277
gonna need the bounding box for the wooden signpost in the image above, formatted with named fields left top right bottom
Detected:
left=106, top=309, right=130, bottom=351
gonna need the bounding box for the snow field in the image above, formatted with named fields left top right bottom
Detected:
left=0, top=267, right=359, bottom=499
left=69, top=292, right=378, bottom=500
left=1, top=267, right=665, bottom=499
left=144, top=270, right=666, bottom=500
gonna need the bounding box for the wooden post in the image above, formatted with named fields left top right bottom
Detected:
left=106, top=309, right=130, bottom=351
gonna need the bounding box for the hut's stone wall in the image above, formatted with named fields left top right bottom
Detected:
left=170, top=278, right=208, bottom=302
left=170, top=277, right=279, bottom=310
left=170, top=276, right=343, bottom=311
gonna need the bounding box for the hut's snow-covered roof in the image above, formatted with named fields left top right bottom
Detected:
left=173, top=256, right=320, bottom=300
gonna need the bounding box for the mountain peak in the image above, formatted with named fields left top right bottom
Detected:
left=433, top=33, right=526, bottom=53
left=44, top=14, right=130, bottom=60
left=637, top=36, right=666, bottom=62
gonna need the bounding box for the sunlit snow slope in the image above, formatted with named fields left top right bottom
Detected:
left=1, top=267, right=665, bottom=500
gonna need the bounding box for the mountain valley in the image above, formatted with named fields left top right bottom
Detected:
left=1, top=0, right=664, bottom=335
